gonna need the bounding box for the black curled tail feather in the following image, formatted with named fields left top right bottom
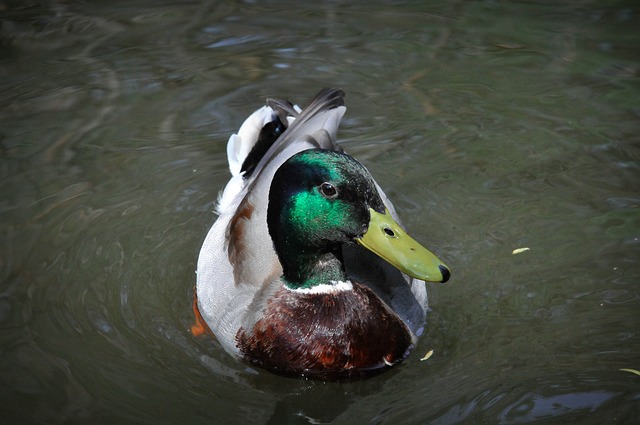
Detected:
left=240, top=116, right=287, bottom=178
left=266, top=98, right=299, bottom=126
left=297, top=88, right=345, bottom=123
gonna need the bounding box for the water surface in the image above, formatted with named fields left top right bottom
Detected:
left=1, top=1, right=639, bottom=424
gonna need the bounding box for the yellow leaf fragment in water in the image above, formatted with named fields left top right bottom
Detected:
left=420, top=350, right=434, bottom=362
left=512, top=247, right=530, bottom=255
left=620, top=368, right=640, bottom=376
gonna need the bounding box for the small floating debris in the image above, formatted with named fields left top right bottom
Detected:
left=512, top=247, right=530, bottom=255
left=420, top=350, right=434, bottom=362
left=495, top=43, right=526, bottom=50
left=620, top=368, right=640, bottom=376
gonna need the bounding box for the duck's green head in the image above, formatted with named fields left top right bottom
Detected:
left=267, top=149, right=450, bottom=289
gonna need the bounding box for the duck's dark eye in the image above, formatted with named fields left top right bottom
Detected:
left=319, top=182, right=338, bottom=198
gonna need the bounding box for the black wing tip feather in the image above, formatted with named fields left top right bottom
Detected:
left=309, top=87, right=345, bottom=109
left=267, top=88, right=345, bottom=120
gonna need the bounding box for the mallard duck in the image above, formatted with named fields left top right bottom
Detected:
left=194, top=88, right=450, bottom=379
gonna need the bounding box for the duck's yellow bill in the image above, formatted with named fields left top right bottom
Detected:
left=356, top=208, right=450, bottom=283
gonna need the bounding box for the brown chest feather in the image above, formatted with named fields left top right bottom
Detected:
left=235, top=283, right=413, bottom=379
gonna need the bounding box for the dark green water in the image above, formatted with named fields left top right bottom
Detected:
left=1, top=1, right=639, bottom=424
